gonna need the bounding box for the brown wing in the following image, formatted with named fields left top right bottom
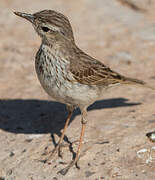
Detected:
left=70, top=48, right=126, bottom=86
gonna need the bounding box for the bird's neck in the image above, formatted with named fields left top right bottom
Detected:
left=41, top=34, right=75, bottom=51
left=41, top=33, right=75, bottom=47
left=41, top=36, right=56, bottom=47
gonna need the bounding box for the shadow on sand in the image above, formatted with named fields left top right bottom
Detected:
left=0, top=98, right=140, bottom=137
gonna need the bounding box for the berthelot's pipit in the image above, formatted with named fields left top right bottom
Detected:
left=14, top=10, right=154, bottom=175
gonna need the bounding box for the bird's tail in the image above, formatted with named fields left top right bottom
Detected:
left=122, top=76, right=155, bottom=90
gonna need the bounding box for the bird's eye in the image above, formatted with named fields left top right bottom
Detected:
left=41, top=26, right=50, bottom=32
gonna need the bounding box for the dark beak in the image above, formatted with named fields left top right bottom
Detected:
left=14, top=11, right=35, bottom=23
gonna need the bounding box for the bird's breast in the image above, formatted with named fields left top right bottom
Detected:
left=35, top=45, right=101, bottom=107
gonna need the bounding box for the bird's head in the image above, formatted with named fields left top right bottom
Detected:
left=14, top=10, right=74, bottom=43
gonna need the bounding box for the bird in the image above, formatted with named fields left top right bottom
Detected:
left=14, top=10, right=154, bottom=175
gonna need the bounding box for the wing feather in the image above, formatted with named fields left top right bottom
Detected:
left=69, top=47, right=125, bottom=86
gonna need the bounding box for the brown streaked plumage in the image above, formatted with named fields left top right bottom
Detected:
left=14, top=10, right=154, bottom=175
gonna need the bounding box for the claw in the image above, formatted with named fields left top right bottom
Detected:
left=58, top=166, right=70, bottom=175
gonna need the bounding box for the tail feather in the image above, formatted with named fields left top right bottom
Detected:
left=122, top=76, right=155, bottom=90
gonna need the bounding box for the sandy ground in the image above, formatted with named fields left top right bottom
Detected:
left=0, top=0, right=155, bottom=179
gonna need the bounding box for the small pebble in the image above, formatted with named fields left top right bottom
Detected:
left=88, top=162, right=91, bottom=166
left=22, top=149, right=27, bottom=153
left=53, top=177, right=57, bottom=180
left=25, top=139, right=33, bottom=143
left=146, top=131, right=155, bottom=142
left=116, top=148, right=120, bottom=152
left=85, top=171, right=95, bottom=177
left=9, top=152, right=15, bottom=157
left=7, top=169, right=12, bottom=176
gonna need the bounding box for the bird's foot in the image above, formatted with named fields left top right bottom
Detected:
left=57, top=146, right=91, bottom=175
left=41, top=140, right=79, bottom=163
left=41, top=144, right=64, bottom=163
left=58, top=159, right=80, bottom=175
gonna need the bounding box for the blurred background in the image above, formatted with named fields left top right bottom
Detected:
left=0, top=0, right=155, bottom=179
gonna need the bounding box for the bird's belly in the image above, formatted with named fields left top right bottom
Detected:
left=38, top=72, right=99, bottom=107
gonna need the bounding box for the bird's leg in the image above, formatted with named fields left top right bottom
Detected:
left=45, top=106, right=73, bottom=162
left=58, top=108, right=87, bottom=175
